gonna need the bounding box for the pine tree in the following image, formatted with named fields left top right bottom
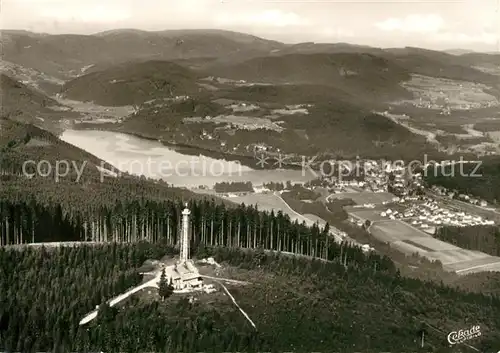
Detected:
left=323, top=222, right=330, bottom=235
left=158, top=268, right=174, bottom=301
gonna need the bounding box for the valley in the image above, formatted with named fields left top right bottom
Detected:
left=1, top=26, right=500, bottom=352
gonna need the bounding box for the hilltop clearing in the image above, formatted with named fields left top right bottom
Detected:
left=1, top=244, right=500, bottom=352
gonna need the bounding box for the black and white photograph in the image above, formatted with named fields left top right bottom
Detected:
left=1, top=0, right=500, bottom=351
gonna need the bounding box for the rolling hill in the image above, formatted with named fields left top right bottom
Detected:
left=0, top=73, right=57, bottom=112
left=381, top=47, right=499, bottom=85
left=2, top=29, right=498, bottom=82
left=112, top=87, right=441, bottom=161
left=61, top=60, right=204, bottom=106
left=0, top=29, right=284, bottom=79
left=268, top=41, right=385, bottom=56
left=0, top=73, right=76, bottom=132
left=209, top=48, right=498, bottom=90
left=0, top=59, right=64, bottom=95
left=0, top=73, right=63, bottom=123
left=0, top=118, right=219, bottom=211
left=57, top=54, right=444, bottom=160
left=207, top=53, right=412, bottom=101
left=60, top=54, right=409, bottom=108
left=4, top=28, right=499, bottom=162
left=60, top=52, right=415, bottom=109
left=456, top=52, right=500, bottom=67
left=61, top=61, right=205, bottom=106
left=2, top=243, right=500, bottom=352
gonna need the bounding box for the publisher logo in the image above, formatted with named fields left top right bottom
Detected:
left=447, top=325, right=481, bottom=345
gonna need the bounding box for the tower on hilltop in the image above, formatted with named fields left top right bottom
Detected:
left=179, top=203, right=191, bottom=265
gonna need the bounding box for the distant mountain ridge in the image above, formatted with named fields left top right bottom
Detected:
left=0, top=29, right=285, bottom=79
left=2, top=29, right=499, bottom=82
left=206, top=52, right=411, bottom=102
left=445, top=49, right=476, bottom=55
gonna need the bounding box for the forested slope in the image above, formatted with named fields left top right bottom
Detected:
left=0, top=117, right=229, bottom=245
left=61, top=60, right=203, bottom=106
left=436, top=225, right=500, bottom=256
left=1, top=244, right=499, bottom=352
left=425, top=158, right=500, bottom=204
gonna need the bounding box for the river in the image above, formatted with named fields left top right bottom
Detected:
left=60, top=130, right=316, bottom=188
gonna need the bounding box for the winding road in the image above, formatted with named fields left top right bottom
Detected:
left=273, top=192, right=346, bottom=243
left=79, top=271, right=162, bottom=325
left=78, top=266, right=252, bottom=326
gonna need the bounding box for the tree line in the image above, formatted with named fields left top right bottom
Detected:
left=0, top=196, right=364, bottom=264
left=425, top=158, right=500, bottom=204
left=213, top=181, right=253, bottom=193
left=1, top=243, right=499, bottom=352
left=436, top=225, right=500, bottom=256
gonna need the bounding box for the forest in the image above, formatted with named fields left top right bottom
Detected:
left=1, top=244, right=500, bottom=352
left=0, top=194, right=345, bottom=260
left=1, top=118, right=500, bottom=351
left=263, top=181, right=294, bottom=191
left=436, top=225, right=500, bottom=256
left=213, top=181, right=253, bottom=193
left=425, top=158, right=500, bottom=204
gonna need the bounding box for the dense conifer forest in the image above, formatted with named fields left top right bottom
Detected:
left=0, top=195, right=346, bottom=258
left=425, top=158, right=500, bottom=204
left=436, top=225, right=500, bottom=256
left=1, top=118, right=500, bottom=352
left=1, top=244, right=500, bottom=352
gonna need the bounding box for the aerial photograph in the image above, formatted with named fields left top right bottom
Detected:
left=1, top=0, right=500, bottom=351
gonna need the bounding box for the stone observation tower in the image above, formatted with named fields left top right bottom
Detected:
left=167, top=203, right=203, bottom=291
left=78, top=204, right=212, bottom=326
left=179, top=203, right=191, bottom=264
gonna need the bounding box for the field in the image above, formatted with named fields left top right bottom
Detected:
left=302, top=213, right=327, bottom=226
left=447, top=258, right=500, bottom=274
left=369, top=220, right=428, bottom=243
left=368, top=219, right=500, bottom=274
left=229, top=193, right=286, bottom=212
left=327, top=191, right=395, bottom=205
left=397, top=74, right=499, bottom=109
left=404, top=237, right=458, bottom=252
left=347, top=208, right=391, bottom=222
left=228, top=193, right=314, bottom=226
left=183, top=114, right=284, bottom=132
left=486, top=130, right=500, bottom=143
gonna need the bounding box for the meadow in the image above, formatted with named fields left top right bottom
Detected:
left=328, top=191, right=395, bottom=205
left=369, top=219, right=500, bottom=274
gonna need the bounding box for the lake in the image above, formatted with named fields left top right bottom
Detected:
left=60, top=130, right=317, bottom=187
